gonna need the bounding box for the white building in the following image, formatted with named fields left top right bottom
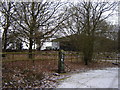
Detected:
left=41, top=42, right=60, bottom=50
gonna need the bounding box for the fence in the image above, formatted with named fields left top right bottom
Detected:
left=2, top=51, right=119, bottom=63
left=2, top=51, right=83, bottom=62
left=93, top=52, right=119, bottom=63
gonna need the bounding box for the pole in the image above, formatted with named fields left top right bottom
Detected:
left=58, top=49, right=65, bottom=73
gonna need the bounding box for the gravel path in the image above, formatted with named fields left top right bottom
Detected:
left=57, top=67, right=119, bottom=88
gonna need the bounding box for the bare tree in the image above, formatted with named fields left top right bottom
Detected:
left=11, top=1, right=68, bottom=59
left=0, top=2, right=14, bottom=52
left=60, top=1, right=117, bottom=65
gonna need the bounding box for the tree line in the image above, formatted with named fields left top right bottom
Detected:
left=0, top=0, right=118, bottom=65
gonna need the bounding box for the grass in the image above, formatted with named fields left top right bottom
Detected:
left=3, top=58, right=58, bottom=63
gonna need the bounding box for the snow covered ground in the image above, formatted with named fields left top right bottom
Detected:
left=57, top=67, right=119, bottom=88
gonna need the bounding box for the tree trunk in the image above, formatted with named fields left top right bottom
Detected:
left=3, top=29, right=7, bottom=52
left=3, top=16, right=9, bottom=52
left=29, top=48, right=33, bottom=59
left=84, top=53, right=88, bottom=65
left=29, top=37, right=33, bottom=59
left=84, top=47, right=94, bottom=65
left=83, top=36, right=94, bottom=65
left=2, top=24, right=9, bottom=57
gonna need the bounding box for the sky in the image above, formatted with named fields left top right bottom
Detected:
left=0, top=0, right=118, bottom=24
left=0, top=0, right=119, bottom=49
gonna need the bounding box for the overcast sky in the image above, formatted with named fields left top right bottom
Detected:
left=0, top=0, right=119, bottom=49
left=0, top=0, right=119, bottom=38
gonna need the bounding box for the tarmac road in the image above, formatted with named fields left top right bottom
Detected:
left=57, top=67, right=119, bottom=88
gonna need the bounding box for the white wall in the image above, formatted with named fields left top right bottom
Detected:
left=41, top=42, right=52, bottom=50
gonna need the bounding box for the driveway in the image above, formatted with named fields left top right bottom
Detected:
left=57, top=67, right=119, bottom=88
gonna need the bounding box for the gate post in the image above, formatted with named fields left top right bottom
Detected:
left=58, top=49, right=65, bottom=73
